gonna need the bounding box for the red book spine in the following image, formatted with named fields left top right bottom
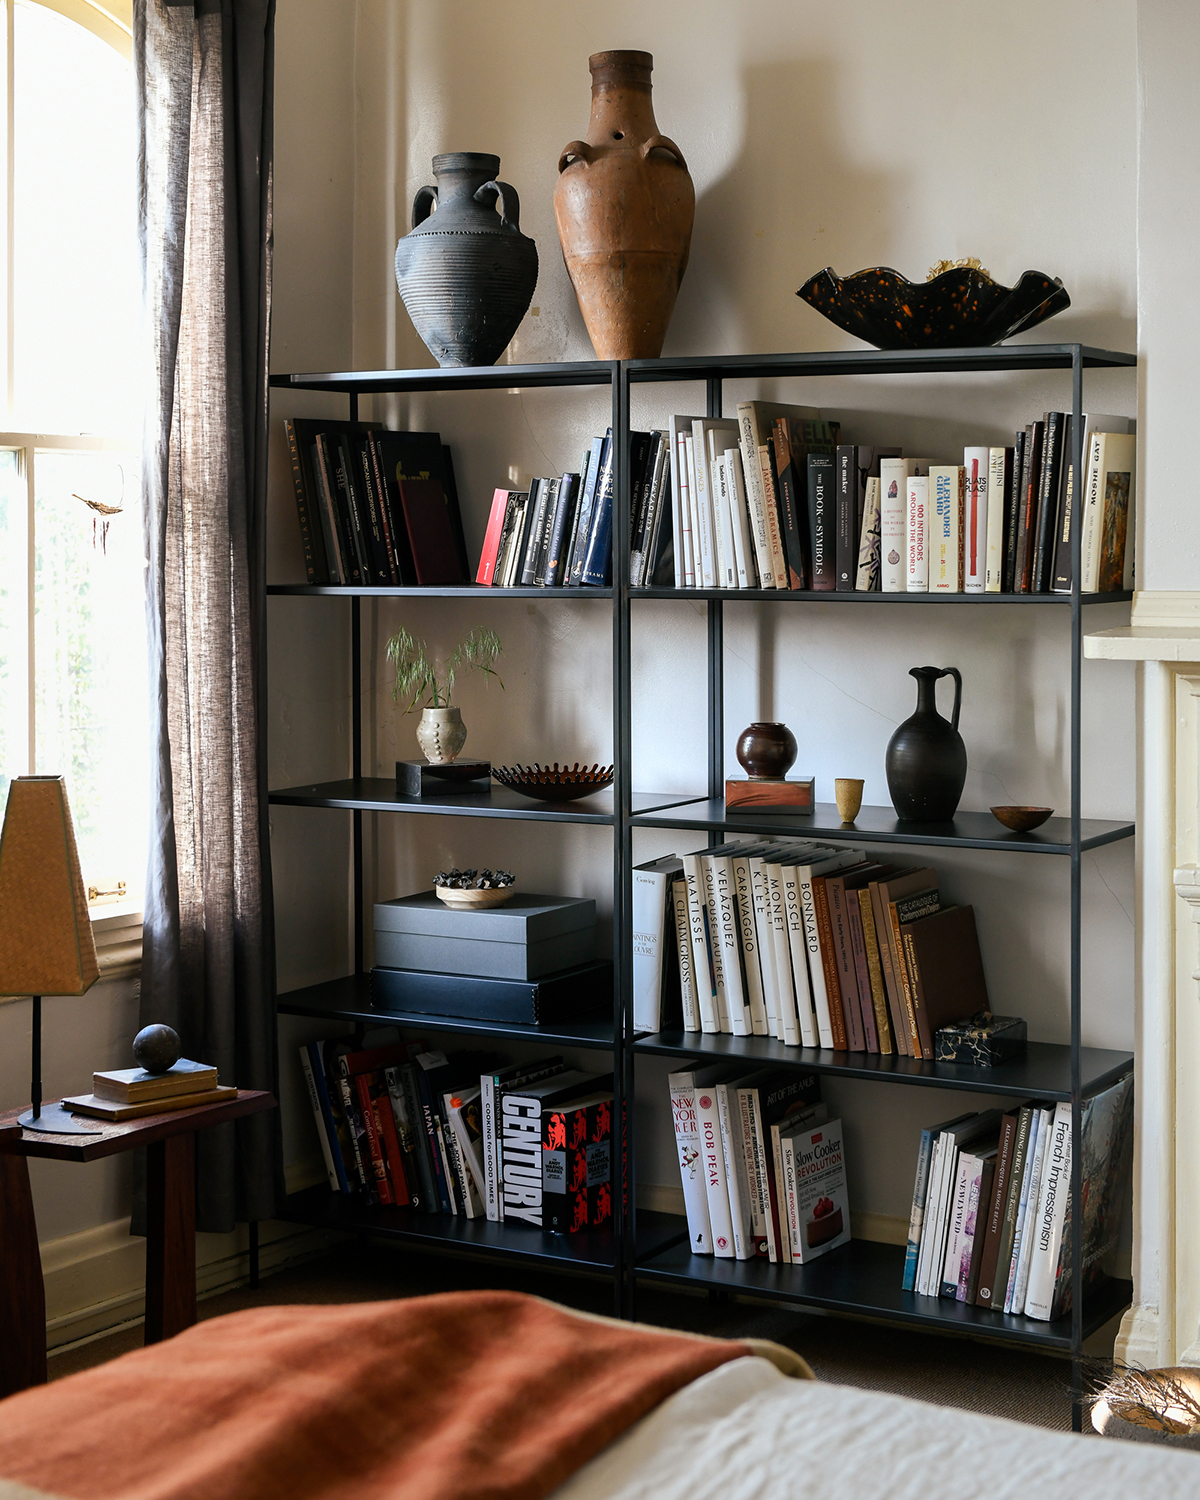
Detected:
left=374, top=1083, right=410, bottom=1205
left=588, top=1097, right=613, bottom=1231
left=476, top=488, right=510, bottom=585
left=354, top=1074, right=393, bottom=1204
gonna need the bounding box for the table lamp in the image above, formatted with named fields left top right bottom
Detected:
left=0, top=775, right=102, bottom=1134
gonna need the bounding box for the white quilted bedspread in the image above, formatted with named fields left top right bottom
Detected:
left=550, top=1355, right=1200, bottom=1500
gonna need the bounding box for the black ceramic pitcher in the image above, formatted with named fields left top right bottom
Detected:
left=885, top=666, right=967, bottom=822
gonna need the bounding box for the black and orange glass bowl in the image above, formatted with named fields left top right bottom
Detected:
left=491, top=763, right=615, bottom=803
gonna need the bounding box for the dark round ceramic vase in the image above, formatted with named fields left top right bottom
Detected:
left=736, top=722, right=797, bottom=780
left=394, top=152, right=539, bottom=368
left=885, top=667, right=967, bottom=822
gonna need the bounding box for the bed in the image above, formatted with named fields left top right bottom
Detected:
left=0, top=1291, right=1192, bottom=1500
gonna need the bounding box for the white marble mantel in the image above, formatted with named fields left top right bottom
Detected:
left=1087, top=591, right=1200, bottom=1365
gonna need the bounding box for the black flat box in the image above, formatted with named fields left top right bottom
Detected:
left=935, top=1013, right=1028, bottom=1067
left=395, top=759, right=491, bottom=797
left=370, top=960, right=612, bottom=1026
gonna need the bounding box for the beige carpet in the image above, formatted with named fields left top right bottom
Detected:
left=47, top=1242, right=1080, bottom=1431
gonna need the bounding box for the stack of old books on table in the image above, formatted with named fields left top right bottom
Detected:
left=65, top=1060, right=235, bottom=1122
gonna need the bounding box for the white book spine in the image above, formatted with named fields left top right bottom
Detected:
left=798, top=868, right=834, bottom=1047
left=879, top=458, right=910, bottom=592
left=712, top=855, right=751, bottom=1035
left=1024, top=1101, right=1073, bottom=1320
left=682, top=854, right=719, bottom=1033
left=855, top=475, right=882, bottom=590
left=725, top=448, right=755, bottom=589
left=674, top=429, right=695, bottom=587
left=915, top=1135, right=946, bottom=1296
left=687, top=430, right=716, bottom=589
left=921, top=1134, right=959, bottom=1297
left=940, top=1151, right=975, bottom=1297
left=1078, top=430, right=1108, bottom=593
left=759, top=445, right=788, bottom=589
left=770, top=1122, right=793, bottom=1264
left=697, top=1084, right=737, bottom=1257
left=481, top=1073, right=499, bottom=1220
left=669, top=427, right=685, bottom=587
left=930, top=466, right=959, bottom=592
left=749, top=857, right=781, bottom=1038
left=1012, top=1109, right=1053, bottom=1314
left=710, top=445, right=738, bottom=588
left=766, top=864, right=800, bottom=1045
left=985, top=448, right=1007, bottom=592
left=632, top=867, right=668, bottom=1033
left=782, top=865, right=818, bottom=1047
left=737, top=405, right=775, bottom=587
left=672, top=878, right=701, bottom=1031
left=299, top=1046, right=341, bottom=1191
left=740, top=1088, right=772, bottom=1259
left=781, top=1133, right=802, bottom=1258
left=1004, top=1108, right=1045, bottom=1312
left=669, top=1073, right=713, bottom=1254
left=906, top=474, right=929, bottom=592
left=700, top=855, right=731, bottom=1032
left=963, top=446, right=989, bottom=592
left=732, top=853, right=768, bottom=1035
left=716, top=1082, right=754, bottom=1259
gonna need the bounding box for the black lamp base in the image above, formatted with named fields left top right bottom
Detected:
left=18, top=1102, right=102, bottom=1136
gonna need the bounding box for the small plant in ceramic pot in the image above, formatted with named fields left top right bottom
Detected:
left=386, top=626, right=503, bottom=764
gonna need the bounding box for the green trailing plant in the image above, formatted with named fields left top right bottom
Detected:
left=387, top=626, right=504, bottom=712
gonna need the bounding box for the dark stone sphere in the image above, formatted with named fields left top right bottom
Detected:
left=133, top=1024, right=181, bottom=1075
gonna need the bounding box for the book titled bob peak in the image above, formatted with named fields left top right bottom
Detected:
left=783, top=1115, right=851, bottom=1263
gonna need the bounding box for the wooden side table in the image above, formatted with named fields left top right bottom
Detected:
left=0, top=1089, right=275, bottom=1397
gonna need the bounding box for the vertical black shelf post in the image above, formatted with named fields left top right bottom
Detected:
left=349, top=386, right=365, bottom=979
left=612, top=360, right=634, bottom=1318
left=1069, top=346, right=1085, bottom=1428
left=706, top=376, right=724, bottom=811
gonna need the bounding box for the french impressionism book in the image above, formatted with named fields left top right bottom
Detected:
left=784, top=1115, right=851, bottom=1264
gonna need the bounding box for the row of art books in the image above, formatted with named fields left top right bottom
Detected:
left=902, top=1075, right=1133, bottom=1322
left=633, top=844, right=988, bottom=1059
left=299, top=1035, right=614, bottom=1232
left=476, top=427, right=673, bottom=589
left=669, top=1066, right=850, bottom=1263
left=285, top=418, right=471, bottom=587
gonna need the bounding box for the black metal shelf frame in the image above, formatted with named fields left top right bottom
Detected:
left=267, top=344, right=1137, bottom=1407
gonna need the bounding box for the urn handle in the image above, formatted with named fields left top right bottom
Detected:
left=411, top=184, right=438, bottom=229
left=557, top=140, right=595, bottom=173
left=939, top=667, right=963, bottom=731
left=474, top=179, right=522, bottom=232
left=641, top=133, right=688, bottom=171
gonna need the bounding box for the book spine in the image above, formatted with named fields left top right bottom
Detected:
left=869, top=884, right=907, bottom=1057
left=709, top=448, right=738, bottom=589
left=1015, top=421, right=1044, bottom=592
left=383, top=1067, right=422, bottom=1209
left=1001, top=429, right=1025, bottom=592
left=757, top=443, right=787, bottom=589
left=812, top=877, right=848, bottom=1050
left=1032, top=412, right=1065, bottom=592
left=284, top=419, right=325, bottom=584
left=736, top=406, right=774, bottom=586
left=699, top=855, right=731, bottom=1032
left=857, top=889, right=892, bottom=1054
left=669, top=1075, right=713, bottom=1253
left=433, top=1118, right=459, bottom=1215
left=974, top=1112, right=1017, bottom=1306
left=807, top=453, right=836, bottom=591
left=628, top=433, right=658, bottom=585
left=963, top=1156, right=996, bottom=1303
left=716, top=1083, right=754, bottom=1259
left=902, top=1128, right=934, bottom=1292
left=738, top=1089, right=770, bottom=1258
left=963, top=446, right=989, bottom=592
left=845, top=889, right=878, bottom=1053
left=826, top=879, right=865, bottom=1050
left=1011, top=1109, right=1053, bottom=1313
left=335, top=1072, right=374, bottom=1200
left=476, top=488, right=512, bottom=586
left=1003, top=1109, right=1045, bottom=1312
left=914, top=1134, right=946, bottom=1296
left=766, top=865, right=800, bottom=1045
left=770, top=1123, right=793, bottom=1264
left=781, top=1133, right=804, bottom=1260
left=682, top=853, right=719, bottom=1033
left=581, top=434, right=615, bottom=586
left=782, top=867, right=818, bottom=1047
left=1025, top=1101, right=1073, bottom=1320
left=640, top=436, right=671, bottom=588
left=697, top=1087, right=736, bottom=1257
left=358, top=443, right=394, bottom=584
left=669, top=428, right=689, bottom=588
left=940, top=1152, right=974, bottom=1297
left=367, top=433, right=404, bottom=585
left=299, top=1044, right=342, bottom=1190
left=989, top=1107, right=1033, bottom=1306
left=879, top=458, right=908, bottom=593
left=732, top=857, right=768, bottom=1035
left=671, top=878, right=701, bottom=1031
left=316, top=433, right=359, bottom=584
left=985, top=448, right=1009, bottom=592
left=1079, top=431, right=1106, bottom=592
left=893, top=918, right=923, bottom=1055
left=566, top=440, right=600, bottom=585
left=855, top=476, right=882, bottom=590
left=906, top=474, right=929, bottom=592
left=446, top=1104, right=482, bottom=1216
left=689, top=426, right=718, bottom=589
left=835, top=444, right=857, bottom=591
left=481, top=1074, right=499, bottom=1220
left=724, top=448, right=755, bottom=589
left=632, top=867, right=669, bottom=1034
left=337, top=436, right=375, bottom=586
left=373, top=1079, right=410, bottom=1205
left=413, top=1065, right=452, bottom=1213
left=531, top=477, right=561, bottom=586
left=930, top=467, right=958, bottom=592
left=309, top=441, right=344, bottom=586
left=799, top=871, right=835, bottom=1048
left=500, top=1092, right=544, bottom=1227
left=775, top=420, right=808, bottom=589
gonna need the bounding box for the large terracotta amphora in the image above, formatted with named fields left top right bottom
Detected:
left=554, top=51, right=694, bottom=360
left=394, top=152, right=538, bottom=368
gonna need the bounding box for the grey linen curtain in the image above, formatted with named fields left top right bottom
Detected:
left=136, top=0, right=281, bottom=1232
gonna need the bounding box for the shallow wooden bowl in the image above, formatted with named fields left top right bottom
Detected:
left=990, top=805, right=1054, bottom=833
left=492, top=763, right=615, bottom=802
left=434, top=884, right=515, bottom=909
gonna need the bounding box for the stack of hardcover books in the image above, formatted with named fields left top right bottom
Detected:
left=66, top=1059, right=235, bottom=1121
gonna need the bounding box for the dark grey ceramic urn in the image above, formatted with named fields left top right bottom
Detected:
left=394, top=153, right=539, bottom=368
left=885, top=666, right=967, bottom=822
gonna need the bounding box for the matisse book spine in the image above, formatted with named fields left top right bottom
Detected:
left=807, top=452, right=836, bottom=591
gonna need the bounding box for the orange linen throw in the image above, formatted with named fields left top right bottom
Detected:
left=0, top=1291, right=753, bottom=1500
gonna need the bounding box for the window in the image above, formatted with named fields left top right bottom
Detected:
left=0, top=0, right=145, bottom=921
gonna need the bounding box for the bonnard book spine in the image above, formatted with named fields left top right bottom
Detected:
left=782, top=865, right=818, bottom=1048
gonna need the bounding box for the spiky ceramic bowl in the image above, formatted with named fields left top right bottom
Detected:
left=491, top=762, right=615, bottom=802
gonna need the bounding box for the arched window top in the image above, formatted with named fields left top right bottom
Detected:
left=29, top=0, right=131, bottom=60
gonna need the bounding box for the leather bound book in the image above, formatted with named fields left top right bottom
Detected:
left=873, top=868, right=936, bottom=1058
left=900, top=904, right=990, bottom=1059
left=811, top=876, right=848, bottom=1050
left=398, top=477, right=467, bottom=585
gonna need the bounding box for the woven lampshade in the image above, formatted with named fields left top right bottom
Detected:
left=0, top=776, right=99, bottom=996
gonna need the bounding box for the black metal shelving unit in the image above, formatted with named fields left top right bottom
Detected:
left=268, top=343, right=1136, bottom=1421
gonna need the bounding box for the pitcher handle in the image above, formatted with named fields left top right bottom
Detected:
left=474, top=179, right=521, bottom=232
left=411, top=184, right=438, bottom=229
left=939, top=667, right=963, bottom=732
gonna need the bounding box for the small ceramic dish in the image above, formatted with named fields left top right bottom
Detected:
left=434, top=885, right=515, bottom=910
left=990, top=805, right=1054, bottom=833
left=492, top=763, right=615, bottom=802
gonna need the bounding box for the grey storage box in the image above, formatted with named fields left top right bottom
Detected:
left=374, top=892, right=596, bottom=980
